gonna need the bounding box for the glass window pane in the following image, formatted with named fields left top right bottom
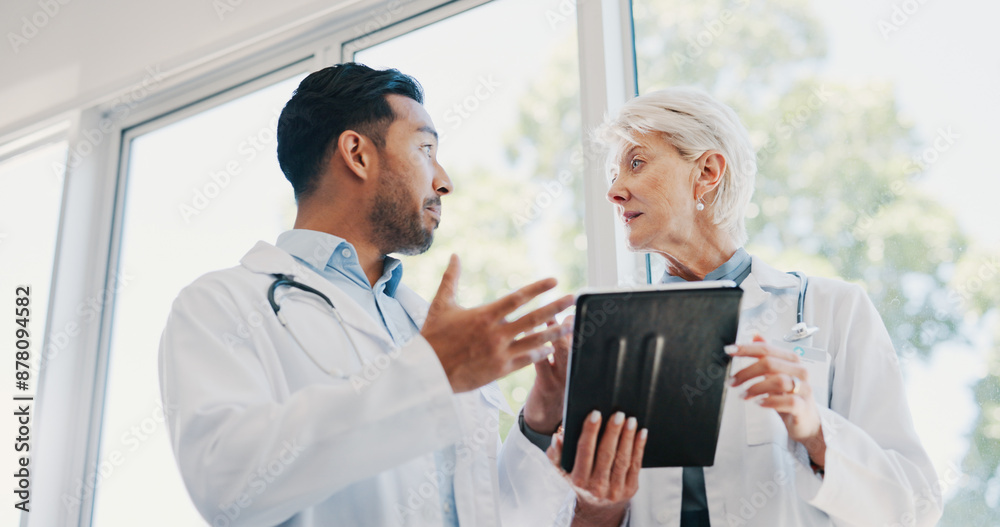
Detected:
left=0, top=141, right=66, bottom=527
left=355, top=0, right=583, bottom=437
left=633, top=0, right=999, bottom=522
left=91, top=75, right=303, bottom=526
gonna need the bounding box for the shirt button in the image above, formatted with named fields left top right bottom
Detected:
left=341, top=248, right=351, bottom=258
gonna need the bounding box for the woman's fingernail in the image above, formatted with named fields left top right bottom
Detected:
left=724, top=344, right=738, bottom=355
left=640, top=428, right=649, bottom=440
left=627, top=417, right=637, bottom=430
left=551, top=434, right=558, bottom=448
left=589, top=410, right=601, bottom=423
left=613, top=411, right=625, bottom=425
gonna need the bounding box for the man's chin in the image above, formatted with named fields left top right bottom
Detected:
left=394, top=233, right=434, bottom=256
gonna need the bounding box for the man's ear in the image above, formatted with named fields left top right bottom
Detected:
left=335, top=130, right=376, bottom=182
left=694, top=151, right=727, bottom=201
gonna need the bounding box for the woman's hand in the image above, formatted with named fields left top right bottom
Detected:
left=729, top=334, right=826, bottom=467
left=524, top=316, right=573, bottom=433
left=546, top=410, right=647, bottom=527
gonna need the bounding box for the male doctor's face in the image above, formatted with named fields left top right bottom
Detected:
left=369, top=95, right=453, bottom=256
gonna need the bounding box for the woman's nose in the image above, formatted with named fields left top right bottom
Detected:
left=606, top=180, right=628, bottom=204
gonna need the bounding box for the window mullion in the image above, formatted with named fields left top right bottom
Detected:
left=576, top=0, right=646, bottom=287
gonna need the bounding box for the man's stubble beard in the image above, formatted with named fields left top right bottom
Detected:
left=369, top=157, right=438, bottom=256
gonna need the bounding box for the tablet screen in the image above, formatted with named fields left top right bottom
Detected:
left=561, top=284, right=743, bottom=470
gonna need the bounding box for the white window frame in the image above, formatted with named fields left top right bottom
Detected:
left=0, top=120, right=70, bottom=165
left=576, top=0, right=646, bottom=286
left=18, top=1, right=641, bottom=525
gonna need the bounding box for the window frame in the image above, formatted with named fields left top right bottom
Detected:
left=17, top=1, right=641, bottom=525
left=82, top=59, right=318, bottom=527
left=0, top=120, right=71, bottom=527
left=0, top=120, right=70, bottom=165
left=575, top=0, right=647, bottom=286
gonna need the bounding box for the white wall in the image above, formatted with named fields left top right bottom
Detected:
left=0, top=0, right=393, bottom=140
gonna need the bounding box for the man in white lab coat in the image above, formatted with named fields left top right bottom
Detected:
left=159, top=63, right=574, bottom=526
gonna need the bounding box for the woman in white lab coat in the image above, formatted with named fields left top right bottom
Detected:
left=499, top=87, right=943, bottom=526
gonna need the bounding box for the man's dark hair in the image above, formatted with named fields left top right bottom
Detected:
left=277, top=63, right=424, bottom=200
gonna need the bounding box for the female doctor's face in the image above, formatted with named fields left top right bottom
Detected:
left=369, top=95, right=453, bottom=256
left=605, top=133, right=704, bottom=255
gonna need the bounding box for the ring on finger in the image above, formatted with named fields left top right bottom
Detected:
left=789, top=375, right=801, bottom=395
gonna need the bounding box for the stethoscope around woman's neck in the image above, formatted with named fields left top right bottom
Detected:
left=669, top=261, right=819, bottom=342
left=784, top=271, right=819, bottom=342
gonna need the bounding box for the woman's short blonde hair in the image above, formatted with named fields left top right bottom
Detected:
left=595, top=87, right=757, bottom=247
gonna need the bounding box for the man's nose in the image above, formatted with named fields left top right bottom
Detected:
left=433, top=161, right=452, bottom=195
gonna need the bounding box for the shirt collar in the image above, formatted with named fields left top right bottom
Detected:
left=660, top=247, right=752, bottom=286
left=275, top=229, right=404, bottom=296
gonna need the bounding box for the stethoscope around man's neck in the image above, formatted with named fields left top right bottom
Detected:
left=267, top=273, right=367, bottom=377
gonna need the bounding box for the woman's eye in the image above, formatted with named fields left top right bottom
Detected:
left=630, top=158, right=642, bottom=170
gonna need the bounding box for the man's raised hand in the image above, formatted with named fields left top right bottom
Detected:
left=421, top=254, right=574, bottom=393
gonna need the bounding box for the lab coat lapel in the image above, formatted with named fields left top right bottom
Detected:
left=738, top=271, right=770, bottom=312
left=392, top=288, right=507, bottom=527
left=239, top=241, right=396, bottom=348
left=739, top=256, right=800, bottom=312
left=394, top=285, right=430, bottom=329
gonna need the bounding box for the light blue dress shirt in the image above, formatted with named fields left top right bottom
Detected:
left=276, top=229, right=460, bottom=527
left=661, top=247, right=751, bottom=525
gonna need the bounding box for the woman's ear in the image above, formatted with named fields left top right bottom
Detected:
left=695, top=151, right=726, bottom=200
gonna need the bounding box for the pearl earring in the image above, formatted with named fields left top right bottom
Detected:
left=696, top=201, right=705, bottom=211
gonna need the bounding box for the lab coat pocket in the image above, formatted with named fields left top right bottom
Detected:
left=276, top=291, right=370, bottom=378
left=792, top=344, right=831, bottom=409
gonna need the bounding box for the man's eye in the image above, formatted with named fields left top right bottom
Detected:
left=421, top=145, right=434, bottom=156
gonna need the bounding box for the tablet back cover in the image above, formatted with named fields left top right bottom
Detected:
left=560, top=286, right=742, bottom=471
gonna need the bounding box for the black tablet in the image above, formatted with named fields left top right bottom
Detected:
left=560, top=281, right=743, bottom=471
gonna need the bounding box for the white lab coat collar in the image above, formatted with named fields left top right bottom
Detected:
left=739, top=255, right=801, bottom=311
left=239, top=240, right=431, bottom=344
